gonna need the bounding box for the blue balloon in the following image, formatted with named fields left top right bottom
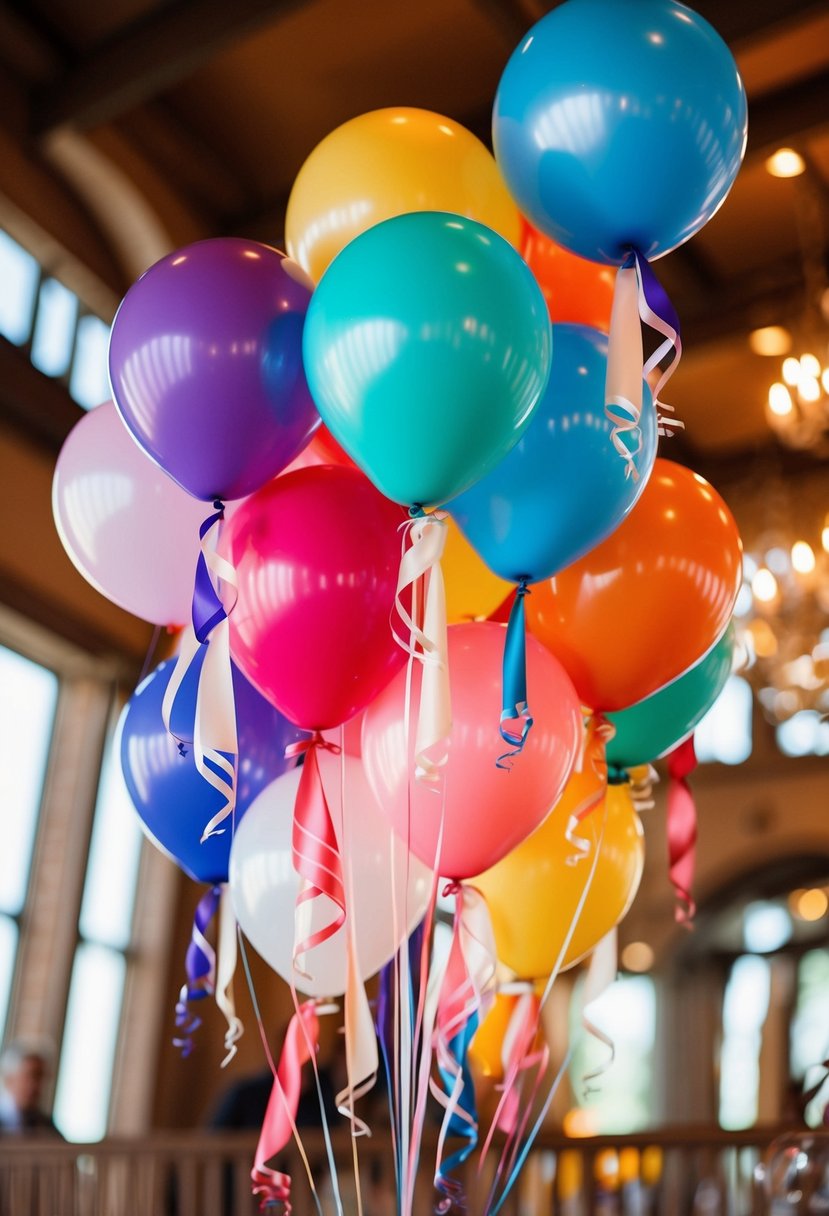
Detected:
left=120, top=652, right=306, bottom=884
left=493, top=0, right=748, bottom=264
left=448, top=325, right=657, bottom=583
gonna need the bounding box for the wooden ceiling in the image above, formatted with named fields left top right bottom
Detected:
left=1, top=0, right=829, bottom=469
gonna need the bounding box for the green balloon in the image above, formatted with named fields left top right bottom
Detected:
left=606, top=625, right=735, bottom=771
left=302, top=211, right=552, bottom=507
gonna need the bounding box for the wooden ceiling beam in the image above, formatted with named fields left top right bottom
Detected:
left=0, top=335, right=82, bottom=451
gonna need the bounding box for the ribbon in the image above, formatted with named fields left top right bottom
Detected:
left=173, top=885, right=220, bottom=1057
left=215, top=885, right=243, bottom=1066
left=251, top=1001, right=320, bottom=1213
left=392, top=509, right=452, bottom=785
left=666, top=735, right=698, bottom=925
left=579, top=928, right=618, bottom=1095
left=634, top=252, right=684, bottom=438
left=629, top=764, right=659, bottom=813
left=497, top=581, right=532, bottom=769
left=287, top=734, right=345, bottom=978
left=564, top=715, right=615, bottom=862
left=431, top=883, right=497, bottom=1212
left=161, top=501, right=238, bottom=842
left=493, top=990, right=548, bottom=1137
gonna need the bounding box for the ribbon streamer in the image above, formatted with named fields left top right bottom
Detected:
left=635, top=252, right=684, bottom=437
left=392, top=510, right=452, bottom=784
left=215, top=885, right=243, bottom=1066
left=173, top=885, right=220, bottom=1057
left=494, top=990, right=548, bottom=1138
left=161, top=501, right=239, bottom=842
left=251, top=1001, right=320, bottom=1213
left=666, top=735, right=698, bottom=925
left=580, top=927, right=618, bottom=1095
left=497, top=581, right=532, bottom=769
left=564, top=715, right=615, bottom=863
left=629, top=764, right=659, bottom=813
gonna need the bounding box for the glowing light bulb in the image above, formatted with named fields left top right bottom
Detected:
left=790, top=888, right=828, bottom=922
left=791, top=541, right=816, bottom=574
left=798, top=376, right=821, bottom=403
left=782, top=357, right=801, bottom=386
left=768, top=383, right=793, bottom=416
left=800, top=353, right=821, bottom=379
left=765, top=147, right=805, bottom=178
left=822, top=516, right=829, bottom=552
left=748, top=326, right=791, bottom=357
left=621, top=941, right=654, bottom=972
left=822, top=368, right=829, bottom=394
left=752, top=567, right=778, bottom=603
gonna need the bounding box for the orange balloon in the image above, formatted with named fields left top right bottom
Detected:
left=521, top=219, right=616, bottom=332
left=525, top=459, right=742, bottom=711
left=308, top=424, right=355, bottom=468
left=469, top=992, right=520, bottom=1081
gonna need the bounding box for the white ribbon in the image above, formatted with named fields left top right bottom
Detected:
left=605, top=265, right=644, bottom=482
left=580, top=927, right=618, bottom=1093
left=215, top=885, right=243, bottom=1066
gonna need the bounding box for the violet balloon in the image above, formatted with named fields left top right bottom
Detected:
left=52, top=402, right=211, bottom=625
left=109, top=238, right=320, bottom=502
left=120, top=651, right=306, bottom=884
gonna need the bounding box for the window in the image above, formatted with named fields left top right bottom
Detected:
left=70, top=314, right=111, bottom=410
left=776, top=711, right=829, bottom=758
left=0, top=231, right=39, bottom=345
left=695, top=675, right=753, bottom=765
left=719, top=955, right=771, bottom=1129
left=30, top=278, right=78, bottom=378
left=0, top=645, right=59, bottom=1043
left=790, top=950, right=829, bottom=1127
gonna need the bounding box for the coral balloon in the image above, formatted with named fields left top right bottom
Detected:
left=109, top=237, right=319, bottom=501
left=443, top=518, right=513, bottom=625
left=309, top=424, right=355, bottom=468
left=494, top=0, right=747, bottom=264
left=303, top=211, right=551, bottom=507
left=521, top=221, right=615, bottom=331
left=286, top=107, right=521, bottom=282
left=361, top=621, right=582, bottom=880
left=229, top=753, right=432, bottom=998
left=526, top=460, right=742, bottom=711
left=474, top=785, right=644, bottom=979
left=52, top=402, right=211, bottom=625
left=222, top=465, right=405, bottom=730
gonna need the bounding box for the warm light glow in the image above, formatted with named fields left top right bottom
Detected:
left=563, top=1107, right=599, bottom=1138
left=765, top=147, right=806, bottom=178
left=782, top=357, right=802, bottom=386
left=768, top=383, right=793, bottom=416
left=800, top=353, right=821, bottom=379
left=791, top=541, right=816, bottom=574
left=748, top=326, right=791, bottom=357
left=822, top=516, right=829, bottom=552
left=621, top=941, right=654, bottom=972
left=790, top=888, right=829, bottom=922
left=798, top=375, right=821, bottom=403
left=752, top=567, right=779, bottom=603
left=822, top=368, right=829, bottom=394
left=749, top=618, right=778, bottom=658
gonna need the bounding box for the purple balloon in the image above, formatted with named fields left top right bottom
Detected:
left=109, top=238, right=320, bottom=502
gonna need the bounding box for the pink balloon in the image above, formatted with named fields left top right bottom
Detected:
left=361, top=620, right=582, bottom=880
left=52, top=402, right=212, bottom=626
left=222, top=465, right=406, bottom=730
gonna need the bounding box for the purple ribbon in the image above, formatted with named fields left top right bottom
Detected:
left=173, top=884, right=221, bottom=1057
left=635, top=253, right=681, bottom=337
left=192, top=500, right=227, bottom=643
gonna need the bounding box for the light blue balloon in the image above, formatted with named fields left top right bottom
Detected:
left=448, top=325, right=657, bottom=583
left=493, top=0, right=748, bottom=265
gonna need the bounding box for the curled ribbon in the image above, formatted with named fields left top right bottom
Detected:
left=173, top=885, right=220, bottom=1057
left=564, top=715, right=615, bottom=863
left=286, top=733, right=345, bottom=978
left=251, top=1001, right=320, bottom=1213
left=494, top=990, right=548, bottom=1138
left=580, top=927, right=618, bottom=1096
left=666, top=735, right=698, bottom=925
left=392, top=509, right=452, bottom=785
left=629, top=764, right=659, bottom=813
left=215, top=885, right=243, bottom=1066
left=497, top=580, right=532, bottom=769
left=431, top=883, right=497, bottom=1212
left=161, top=501, right=239, bottom=842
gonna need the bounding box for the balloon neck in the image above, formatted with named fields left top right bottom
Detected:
left=515, top=577, right=530, bottom=598
left=620, top=247, right=637, bottom=270
left=442, top=879, right=463, bottom=900
left=607, top=764, right=629, bottom=786
left=212, top=498, right=225, bottom=516
left=408, top=503, right=426, bottom=519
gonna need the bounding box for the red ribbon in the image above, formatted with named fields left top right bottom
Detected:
left=286, top=733, right=345, bottom=975
left=251, top=1001, right=320, bottom=1212
left=666, top=735, right=698, bottom=925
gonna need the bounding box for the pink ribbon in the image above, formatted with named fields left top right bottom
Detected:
left=494, top=991, right=547, bottom=1137
left=251, top=1001, right=320, bottom=1212
left=666, top=734, right=698, bottom=925
left=286, top=733, right=345, bottom=977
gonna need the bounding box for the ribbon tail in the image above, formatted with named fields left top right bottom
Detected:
left=667, top=735, right=698, bottom=925
left=291, top=741, right=346, bottom=978
left=173, top=886, right=220, bottom=1057
left=564, top=716, right=615, bottom=863
left=605, top=264, right=644, bottom=482
left=215, top=885, right=243, bottom=1066
left=580, top=928, right=618, bottom=1095
left=497, top=585, right=532, bottom=769
left=634, top=252, right=684, bottom=437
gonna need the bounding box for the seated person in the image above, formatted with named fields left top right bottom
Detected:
left=0, top=1039, right=62, bottom=1136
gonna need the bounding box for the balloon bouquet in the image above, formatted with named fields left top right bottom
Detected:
left=52, top=1, right=747, bottom=1211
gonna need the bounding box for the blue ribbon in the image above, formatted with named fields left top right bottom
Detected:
left=435, top=1011, right=480, bottom=1214
left=192, top=500, right=227, bottom=643
left=497, top=581, right=533, bottom=770
left=173, top=884, right=221, bottom=1057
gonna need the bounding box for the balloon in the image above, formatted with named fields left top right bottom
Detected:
left=120, top=653, right=304, bottom=883
left=222, top=465, right=405, bottom=730
left=52, top=402, right=212, bottom=625
left=526, top=459, right=742, bottom=711
left=606, top=624, right=735, bottom=771
left=229, top=753, right=432, bottom=998
left=474, top=784, right=644, bottom=979
left=521, top=221, right=615, bottom=331
left=469, top=992, right=522, bottom=1081
left=109, top=237, right=320, bottom=501
left=493, top=0, right=748, bottom=264
left=443, top=518, right=513, bottom=625
left=302, top=211, right=552, bottom=507
left=449, top=325, right=658, bottom=583
left=308, top=424, right=355, bottom=468
left=361, top=621, right=582, bottom=880
left=285, top=107, right=521, bottom=282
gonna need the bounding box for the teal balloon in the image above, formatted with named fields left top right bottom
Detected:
left=448, top=324, right=657, bottom=583
left=606, top=625, right=735, bottom=771
left=493, top=0, right=748, bottom=264
left=302, top=211, right=552, bottom=506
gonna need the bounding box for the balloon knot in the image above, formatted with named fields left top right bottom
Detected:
left=515, top=577, right=531, bottom=598
left=408, top=504, right=426, bottom=518
left=212, top=498, right=225, bottom=516
left=621, top=247, right=637, bottom=270
left=442, top=879, right=463, bottom=900
left=607, top=764, right=629, bottom=786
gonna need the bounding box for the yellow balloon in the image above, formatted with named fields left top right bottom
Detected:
left=473, top=783, right=644, bottom=980
left=469, top=991, right=518, bottom=1081
left=285, top=108, right=522, bottom=282
left=443, top=518, right=513, bottom=625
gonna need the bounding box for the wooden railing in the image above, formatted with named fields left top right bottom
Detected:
left=0, top=1125, right=798, bottom=1215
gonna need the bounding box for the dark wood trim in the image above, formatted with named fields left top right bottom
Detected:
left=0, top=335, right=82, bottom=451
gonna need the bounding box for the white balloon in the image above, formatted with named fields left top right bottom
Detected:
left=229, top=753, right=432, bottom=998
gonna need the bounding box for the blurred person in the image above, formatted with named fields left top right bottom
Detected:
left=0, top=1039, right=62, bottom=1136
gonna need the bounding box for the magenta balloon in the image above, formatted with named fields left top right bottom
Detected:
left=52, top=402, right=211, bottom=625
left=222, top=465, right=406, bottom=730
left=109, top=238, right=320, bottom=502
